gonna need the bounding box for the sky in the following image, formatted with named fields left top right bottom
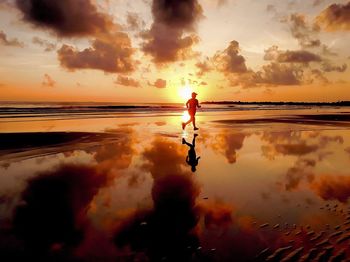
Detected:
left=0, top=0, right=349, bottom=103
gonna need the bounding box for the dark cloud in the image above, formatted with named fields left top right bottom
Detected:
left=316, top=2, right=350, bottom=31
left=311, top=174, right=350, bottom=203
left=288, top=13, right=321, bottom=48
left=141, top=23, right=199, bottom=63
left=141, top=0, right=203, bottom=63
left=151, top=0, right=203, bottom=30
left=115, top=76, right=140, bottom=88
left=0, top=30, right=23, bottom=47
left=214, top=40, right=248, bottom=74
left=32, top=36, right=56, bottom=51
left=15, top=0, right=114, bottom=37
left=41, top=73, right=56, bottom=87
left=57, top=34, right=134, bottom=73
left=151, top=78, right=167, bottom=88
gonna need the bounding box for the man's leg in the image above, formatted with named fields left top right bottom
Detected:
left=192, top=116, right=199, bottom=130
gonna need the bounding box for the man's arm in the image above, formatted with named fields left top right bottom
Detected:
left=186, top=100, right=189, bottom=108
left=196, top=99, right=201, bottom=108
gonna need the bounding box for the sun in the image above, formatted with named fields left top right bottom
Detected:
left=178, top=85, right=192, bottom=100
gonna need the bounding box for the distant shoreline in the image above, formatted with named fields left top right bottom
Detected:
left=202, top=101, right=350, bottom=106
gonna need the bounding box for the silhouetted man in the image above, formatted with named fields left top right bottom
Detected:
left=182, top=92, right=201, bottom=130
left=182, top=134, right=200, bottom=172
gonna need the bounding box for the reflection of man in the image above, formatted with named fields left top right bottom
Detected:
left=182, top=134, right=200, bottom=172
left=182, top=92, right=201, bottom=131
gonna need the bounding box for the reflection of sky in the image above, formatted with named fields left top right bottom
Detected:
left=1, top=113, right=350, bottom=260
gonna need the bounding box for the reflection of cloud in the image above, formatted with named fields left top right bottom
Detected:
left=200, top=201, right=233, bottom=229
left=311, top=174, right=350, bottom=203
left=94, top=128, right=135, bottom=172
left=211, top=131, right=247, bottom=164
left=285, top=158, right=315, bottom=191
left=11, top=164, right=114, bottom=257
left=114, top=137, right=201, bottom=260
left=261, top=131, right=343, bottom=160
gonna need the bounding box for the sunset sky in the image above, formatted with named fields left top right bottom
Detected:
left=0, top=0, right=349, bottom=103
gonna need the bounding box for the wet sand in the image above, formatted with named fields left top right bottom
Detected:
left=1, top=109, right=350, bottom=261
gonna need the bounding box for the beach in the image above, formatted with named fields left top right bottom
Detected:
left=1, top=104, right=350, bottom=261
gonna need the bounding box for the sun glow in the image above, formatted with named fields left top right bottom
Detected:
left=178, top=84, right=192, bottom=100
left=181, top=110, right=191, bottom=122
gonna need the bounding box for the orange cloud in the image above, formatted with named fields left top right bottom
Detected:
left=41, top=73, right=56, bottom=88
left=316, top=2, right=350, bottom=32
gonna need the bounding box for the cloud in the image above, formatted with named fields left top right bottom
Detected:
left=195, top=59, right=212, bottom=77
left=312, top=0, right=325, bottom=7
left=57, top=34, right=134, bottom=73
left=15, top=0, right=115, bottom=37
left=141, top=0, right=203, bottom=63
left=214, top=40, right=248, bottom=73
left=264, top=46, right=322, bottom=64
left=151, top=78, right=167, bottom=88
left=276, top=50, right=322, bottom=64
left=41, top=73, right=56, bottom=87
left=141, top=23, right=199, bottom=63
left=115, top=76, right=140, bottom=88
left=288, top=13, right=321, bottom=48
left=32, top=36, right=56, bottom=51
left=311, top=174, right=350, bottom=203
left=151, top=0, right=203, bottom=30
left=126, top=12, right=145, bottom=31
left=321, top=61, right=347, bottom=72
left=253, top=62, right=304, bottom=86
left=316, top=2, right=350, bottom=31
left=0, top=30, right=23, bottom=47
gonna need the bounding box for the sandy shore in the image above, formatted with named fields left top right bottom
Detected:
left=1, top=109, right=350, bottom=260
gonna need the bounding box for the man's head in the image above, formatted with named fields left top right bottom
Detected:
left=191, top=92, right=197, bottom=98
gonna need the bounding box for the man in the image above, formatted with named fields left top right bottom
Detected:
left=182, top=92, right=201, bottom=130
